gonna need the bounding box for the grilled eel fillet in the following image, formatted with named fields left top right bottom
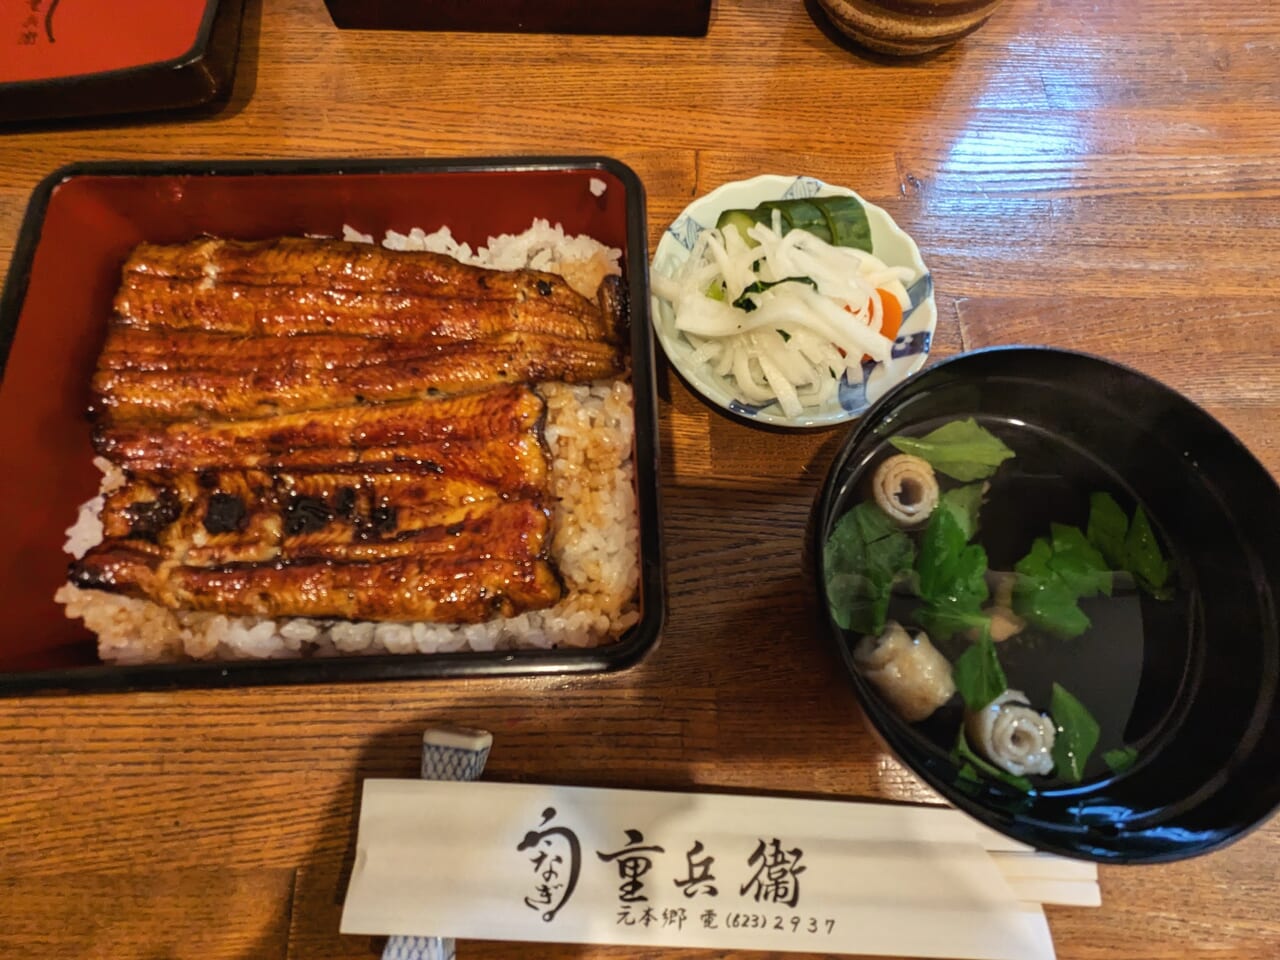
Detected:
left=73, top=389, right=562, bottom=622
left=75, top=494, right=559, bottom=622
left=94, top=383, right=549, bottom=474
left=115, top=237, right=623, bottom=344
left=95, top=237, right=627, bottom=423
left=92, top=330, right=624, bottom=423
left=78, top=551, right=561, bottom=623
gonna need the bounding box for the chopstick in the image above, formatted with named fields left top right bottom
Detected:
left=990, top=851, right=1101, bottom=907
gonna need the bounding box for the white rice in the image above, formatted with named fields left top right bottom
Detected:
left=55, top=223, right=638, bottom=664
left=350, top=218, right=621, bottom=306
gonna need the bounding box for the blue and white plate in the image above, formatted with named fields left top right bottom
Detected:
left=650, top=175, right=937, bottom=429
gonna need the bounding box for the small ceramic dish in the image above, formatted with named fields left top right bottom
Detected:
left=650, top=174, right=936, bottom=429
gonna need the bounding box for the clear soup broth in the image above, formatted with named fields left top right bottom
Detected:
left=827, top=415, right=1197, bottom=793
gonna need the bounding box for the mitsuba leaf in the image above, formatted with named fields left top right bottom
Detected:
left=1086, top=492, right=1128, bottom=569
left=917, top=506, right=989, bottom=609
left=888, top=419, right=1015, bottom=482
left=1125, top=505, right=1171, bottom=596
left=1012, top=526, right=1113, bottom=638
left=824, top=573, right=890, bottom=636
left=914, top=604, right=990, bottom=641
left=1102, top=746, right=1139, bottom=774
left=952, top=630, right=1007, bottom=712
left=1087, top=493, right=1173, bottom=600
left=1050, top=683, right=1101, bottom=783
left=823, top=502, right=915, bottom=636
left=1014, top=576, right=1092, bottom=638
left=855, top=503, right=915, bottom=587
left=1047, top=524, right=1113, bottom=598
left=939, top=483, right=986, bottom=541
left=913, top=504, right=989, bottom=639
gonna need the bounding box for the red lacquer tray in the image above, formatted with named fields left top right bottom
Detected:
left=0, top=157, right=664, bottom=693
left=0, top=0, right=244, bottom=123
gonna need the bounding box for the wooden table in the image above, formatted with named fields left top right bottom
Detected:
left=1, top=0, right=1278, bottom=957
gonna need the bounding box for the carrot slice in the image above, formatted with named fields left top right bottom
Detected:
left=857, top=288, right=905, bottom=363
left=877, top=288, right=904, bottom=342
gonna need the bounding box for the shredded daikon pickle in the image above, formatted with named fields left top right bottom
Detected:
left=652, top=222, right=915, bottom=418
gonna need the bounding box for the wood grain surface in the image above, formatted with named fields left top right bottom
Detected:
left=2, top=0, right=1279, bottom=957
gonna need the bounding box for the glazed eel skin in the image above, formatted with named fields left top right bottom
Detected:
left=114, top=237, right=620, bottom=342
left=73, top=387, right=563, bottom=623
left=94, top=383, right=548, bottom=473
left=72, top=235, right=631, bottom=624
left=93, top=237, right=627, bottom=423
left=93, top=330, right=624, bottom=423
left=75, top=492, right=561, bottom=622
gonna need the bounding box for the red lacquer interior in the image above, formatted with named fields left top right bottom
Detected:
left=0, top=166, right=630, bottom=672
left=1, top=0, right=211, bottom=85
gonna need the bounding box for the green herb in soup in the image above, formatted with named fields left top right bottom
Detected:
left=1013, top=524, right=1113, bottom=638
left=1102, top=746, right=1139, bottom=774
left=914, top=500, right=990, bottom=639
left=952, top=628, right=1005, bottom=712
left=1088, top=492, right=1172, bottom=600
left=888, top=417, right=1015, bottom=482
left=823, top=501, right=914, bottom=636
left=824, top=417, right=1177, bottom=791
left=939, top=483, right=985, bottom=540
left=1050, top=682, right=1102, bottom=783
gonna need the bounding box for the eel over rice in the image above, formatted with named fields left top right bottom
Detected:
left=69, top=234, right=637, bottom=626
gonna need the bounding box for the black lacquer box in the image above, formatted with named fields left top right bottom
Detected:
left=0, top=157, right=665, bottom=693
left=322, top=0, right=712, bottom=37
